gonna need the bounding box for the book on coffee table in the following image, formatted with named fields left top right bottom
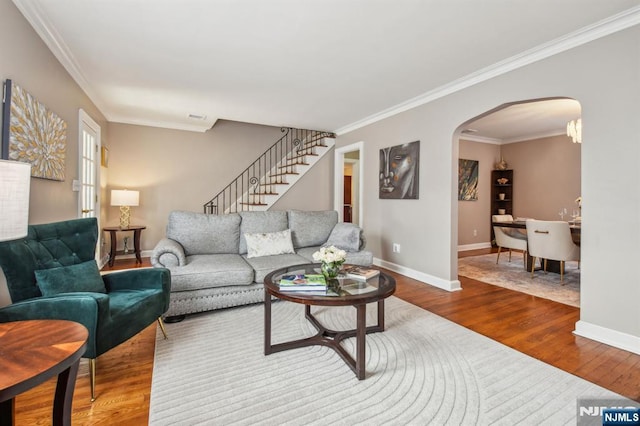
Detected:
left=278, top=274, right=327, bottom=292
left=341, top=265, right=380, bottom=280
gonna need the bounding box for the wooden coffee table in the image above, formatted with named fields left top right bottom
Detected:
left=264, top=264, right=396, bottom=380
left=0, top=320, right=88, bottom=426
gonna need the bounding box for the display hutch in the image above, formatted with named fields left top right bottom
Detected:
left=490, top=169, right=514, bottom=243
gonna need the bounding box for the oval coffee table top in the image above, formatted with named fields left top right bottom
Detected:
left=264, top=263, right=396, bottom=306
left=0, top=319, right=88, bottom=401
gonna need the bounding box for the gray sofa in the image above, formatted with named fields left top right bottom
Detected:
left=151, top=210, right=373, bottom=318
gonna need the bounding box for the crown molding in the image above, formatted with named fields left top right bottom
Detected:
left=462, top=128, right=567, bottom=145
left=459, top=134, right=502, bottom=144
left=334, top=6, right=640, bottom=136
left=502, top=129, right=566, bottom=144
left=108, top=115, right=218, bottom=133
left=12, top=0, right=112, bottom=119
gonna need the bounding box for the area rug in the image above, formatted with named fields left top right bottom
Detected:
left=458, top=253, right=580, bottom=307
left=149, top=297, right=618, bottom=425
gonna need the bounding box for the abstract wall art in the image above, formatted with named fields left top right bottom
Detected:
left=1, top=79, right=67, bottom=180
left=379, top=140, right=420, bottom=199
left=458, top=158, right=479, bottom=201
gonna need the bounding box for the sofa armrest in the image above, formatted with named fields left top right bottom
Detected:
left=151, top=238, right=186, bottom=267
left=103, top=268, right=171, bottom=293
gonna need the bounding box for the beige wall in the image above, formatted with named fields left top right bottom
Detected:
left=336, top=26, right=640, bottom=345
left=458, top=139, right=500, bottom=246
left=0, top=0, right=108, bottom=225
left=106, top=121, right=334, bottom=250
left=502, top=134, right=581, bottom=220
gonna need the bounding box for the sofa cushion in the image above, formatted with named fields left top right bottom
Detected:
left=167, top=211, right=241, bottom=255
left=287, top=210, right=338, bottom=248
left=242, top=253, right=311, bottom=283
left=35, top=260, right=106, bottom=296
left=168, top=254, right=254, bottom=292
left=239, top=211, right=288, bottom=254
left=245, top=229, right=295, bottom=259
left=324, top=222, right=361, bottom=252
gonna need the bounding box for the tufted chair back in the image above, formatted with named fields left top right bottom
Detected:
left=0, top=217, right=98, bottom=303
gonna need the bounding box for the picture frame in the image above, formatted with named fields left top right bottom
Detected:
left=458, top=158, right=479, bottom=201
left=1, top=79, right=67, bottom=180
left=379, top=140, right=420, bottom=199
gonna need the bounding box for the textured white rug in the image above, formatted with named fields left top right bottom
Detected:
left=149, top=297, right=618, bottom=425
left=458, top=253, right=580, bottom=307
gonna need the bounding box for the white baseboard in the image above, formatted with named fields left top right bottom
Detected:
left=373, top=258, right=462, bottom=292
left=458, top=242, right=492, bottom=252
left=574, top=320, right=640, bottom=356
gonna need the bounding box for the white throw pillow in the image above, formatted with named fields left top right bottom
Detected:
left=245, top=229, right=295, bottom=259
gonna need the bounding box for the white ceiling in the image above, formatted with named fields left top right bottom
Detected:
left=13, top=0, right=640, bottom=136
left=461, top=98, right=582, bottom=144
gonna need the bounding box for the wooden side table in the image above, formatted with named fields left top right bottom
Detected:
left=103, top=225, right=146, bottom=267
left=0, top=320, right=88, bottom=426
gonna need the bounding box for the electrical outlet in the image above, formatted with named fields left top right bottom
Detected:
left=392, top=243, right=401, bottom=253
left=473, top=229, right=477, bottom=237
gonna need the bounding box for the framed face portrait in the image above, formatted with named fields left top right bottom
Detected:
left=379, top=140, right=420, bottom=199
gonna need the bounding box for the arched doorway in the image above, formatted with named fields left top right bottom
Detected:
left=455, top=98, right=582, bottom=306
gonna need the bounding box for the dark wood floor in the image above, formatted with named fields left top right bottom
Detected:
left=13, top=254, right=640, bottom=425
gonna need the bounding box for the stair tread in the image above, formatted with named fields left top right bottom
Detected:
left=267, top=172, right=298, bottom=177
left=239, top=202, right=268, bottom=206
left=279, top=163, right=309, bottom=168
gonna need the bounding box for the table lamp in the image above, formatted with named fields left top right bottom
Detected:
left=0, top=160, right=31, bottom=242
left=111, top=189, right=139, bottom=229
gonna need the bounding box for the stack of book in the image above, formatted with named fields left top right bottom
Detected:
left=278, top=274, right=327, bottom=294
left=341, top=265, right=380, bottom=280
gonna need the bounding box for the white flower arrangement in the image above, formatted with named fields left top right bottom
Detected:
left=312, top=245, right=347, bottom=265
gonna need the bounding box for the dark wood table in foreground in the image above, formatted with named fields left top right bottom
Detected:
left=0, top=320, right=88, bottom=426
left=264, top=264, right=396, bottom=380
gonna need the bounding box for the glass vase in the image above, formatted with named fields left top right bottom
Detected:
left=321, top=262, right=340, bottom=280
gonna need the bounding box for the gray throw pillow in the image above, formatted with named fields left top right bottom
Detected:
left=324, top=223, right=361, bottom=252
left=35, top=260, right=106, bottom=296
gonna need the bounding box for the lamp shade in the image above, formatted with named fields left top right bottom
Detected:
left=0, top=160, right=31, bottom=242
left=111, top=189, right=139, bottom=207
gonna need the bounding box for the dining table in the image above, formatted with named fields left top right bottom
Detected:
left=492, top=219, right=581, bottom=273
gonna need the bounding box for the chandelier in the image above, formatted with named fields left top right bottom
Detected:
left=567, top=118, right=582, bottom=144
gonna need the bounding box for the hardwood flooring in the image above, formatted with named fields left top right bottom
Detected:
left=13, top=254, right=640, bottom=425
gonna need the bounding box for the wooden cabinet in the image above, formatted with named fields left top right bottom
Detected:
left=491, top=169, right=513, bottom=243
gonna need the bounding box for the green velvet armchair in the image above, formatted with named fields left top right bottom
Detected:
left=0, top=217, right=171, bottom=401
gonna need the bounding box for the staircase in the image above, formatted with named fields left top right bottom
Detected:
left=203, top=127, right=335, bottom=214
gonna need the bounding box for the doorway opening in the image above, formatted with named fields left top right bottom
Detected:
left=334, top=142, right=364, bottom=226
left=455, top=97, right=582, bottom=307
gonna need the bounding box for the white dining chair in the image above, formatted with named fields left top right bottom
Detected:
left=492, top=214, right=527, bottom=264
left=525, top=219, right=580, bottom=283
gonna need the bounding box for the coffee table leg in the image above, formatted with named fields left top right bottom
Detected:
left=356, top=304, right=366, bottom=380
left=52, top=361, right=80, bottom=426
left=264, top=290, right=272, bottom=355
left=0, top=398, right=14, bottom=426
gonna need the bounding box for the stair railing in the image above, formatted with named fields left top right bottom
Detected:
left=203, top=127, right=335, bottom=214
